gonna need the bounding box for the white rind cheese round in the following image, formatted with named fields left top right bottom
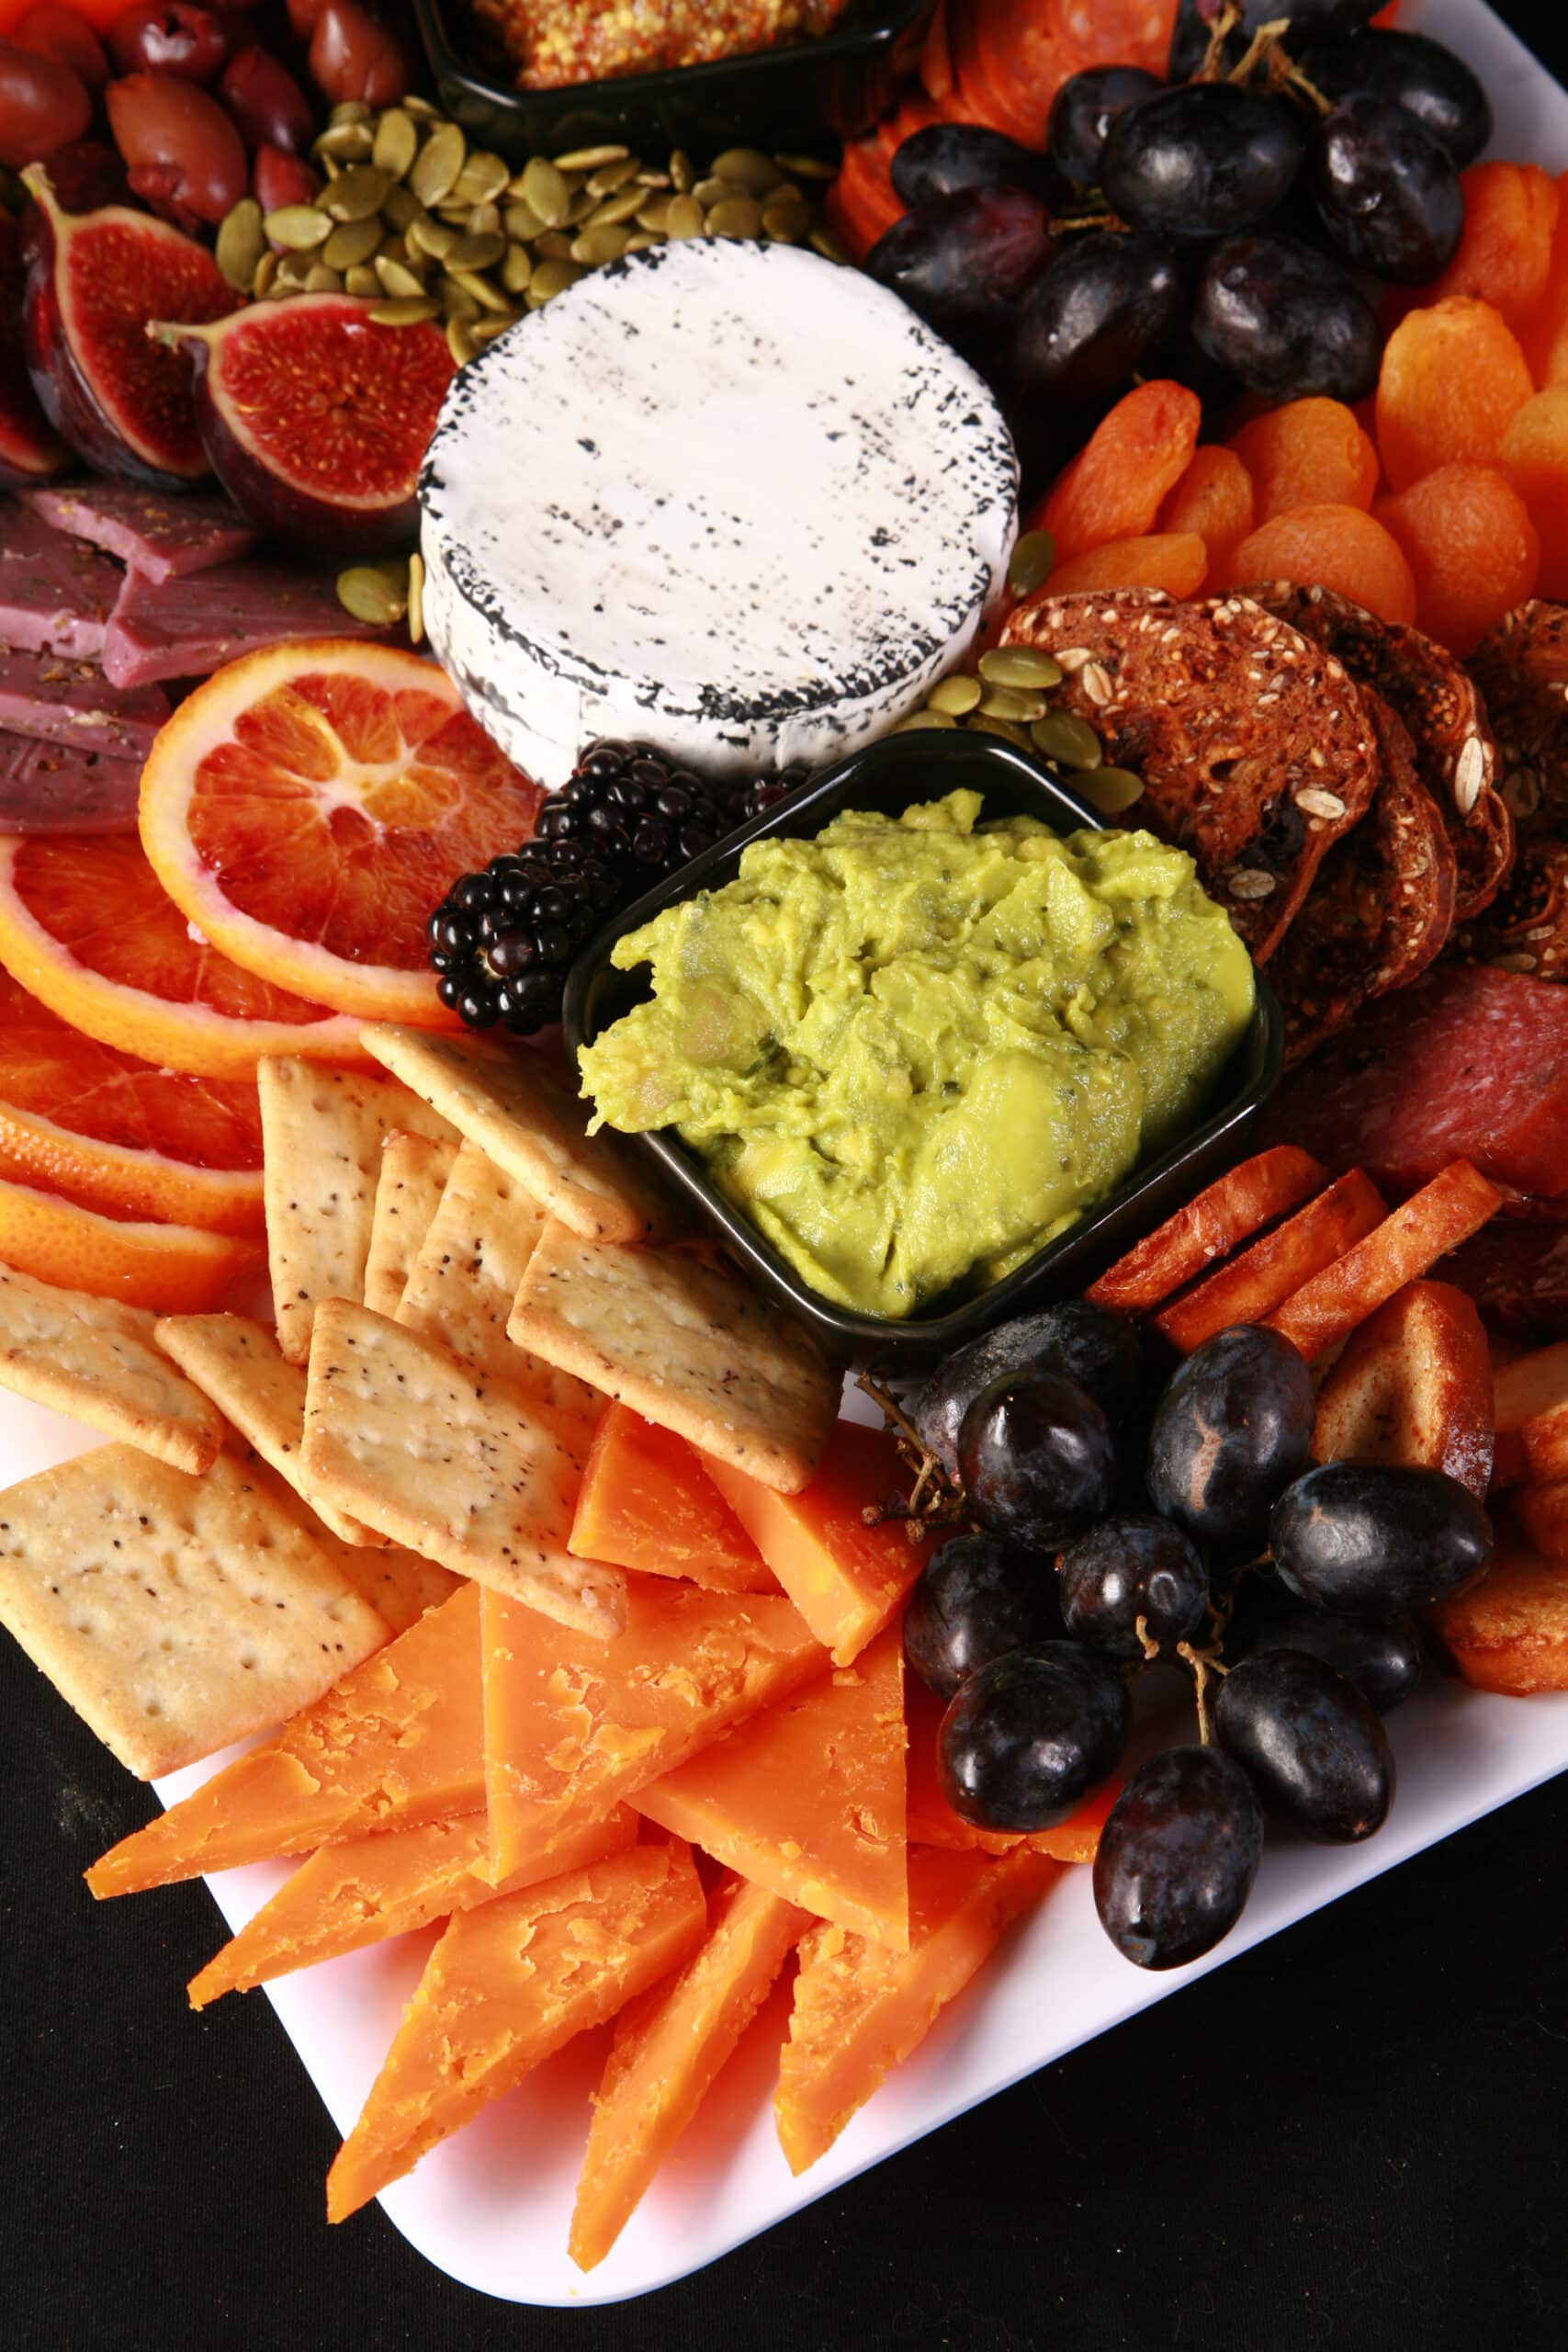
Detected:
left=419, top=240, right=1018, bottom=787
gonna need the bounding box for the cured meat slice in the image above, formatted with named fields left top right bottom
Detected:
left=1258, top=963, right=1568, bottom=1201
left=0, top=500, right=122, bottom=658
left=0, top=732, right=141, bottom=832
left=1438, top=1220, right=1568, bottom=1339
left=1000, top=588, right=1381, bottom=961
left=1243, top=581, right=1509, bottom=923
left=101, top=559, right=391, bottom=688
left=0, top=647, right=168, bottom=760
left=1264, top=695, right=1457, bottom=1062
left=20, top=482, right=257, bottom=585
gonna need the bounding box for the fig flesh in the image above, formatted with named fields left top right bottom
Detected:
left=107, top=69, right=247, bottom=233
left=23, top=172, right=237, bottom=485
left=161, top=293, right=454, bottom=557
left=0, top=206, right=70, bottom=488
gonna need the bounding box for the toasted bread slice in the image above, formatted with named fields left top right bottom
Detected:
left=1312, top=1278, right=1494, bottom=1498
left=1430, top=1532, right=1568, bottom=1694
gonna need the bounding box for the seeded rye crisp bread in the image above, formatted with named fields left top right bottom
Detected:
left=395, top=1140, right=603, bottom=1458
left=0, top=1444, right=389, bottom=1778
left=1463, top=600, right=1568, bottom=981
left=360, top=1023, right=678, bottom=1246
left=300, top=1297, right=626, bottom=1637
left=508, top=1223, right=840, bottom=1495
left=1000, top=588, right=1381, bottom=962
left=1243, top=581, right=1507, bottom=925
left=153, top=1311, right=388, bottom=1547
left=231, top=1446, right=459, bottom=1637
left=362, top=1130, right=459, bottom=1318
left=0, top=1264, right=224, bottom=1474
left=258, top=1058, right=457, bottom=1365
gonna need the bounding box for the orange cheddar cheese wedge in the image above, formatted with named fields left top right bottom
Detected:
left=569, top=1873, right=809, bottom=2272
left=902, top=1676, right=1113, bottom=1863
left=704, top=1419, right=932, bottom=1667
left=87, top=1585, right=483, bottom=1899
left=774, top=1844, right=1058, bottom=2176
left=635, top=1624, right=909, bottom=1948
left=569, top=1403, right=777, bottom=1593
left=186, top=1804, right=640, bottom=2008
left=325, top=1837, right=706, bottom=2222
left=482, top=1579, right=827, bottom=1883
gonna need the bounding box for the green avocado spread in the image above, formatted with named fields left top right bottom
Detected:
left=578, top=790, right=1256, bottom=1319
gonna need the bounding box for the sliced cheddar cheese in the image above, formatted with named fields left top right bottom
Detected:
left=570, top=1403, right=777, bottom=1593
left=325, top=1838, right=706, bottom=2222
left=570, top=1873, right=808, bottom=2272
left=635, top=1624, right=908, bottom=1949
left=704, top=1419, right=932, bottom=1666
left=482, top=1578, right=826, bottom=1882
left=186, top=1804, right=639, bottom=2008
left=902, top=1675, right=1114, bottom=1864
left=87, top=1585, right=484, bottom=1899
left=773, top=1844, right=1058, bottom=2177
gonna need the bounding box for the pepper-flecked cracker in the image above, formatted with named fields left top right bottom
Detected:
left=0, top=1444, right=390, bottom=1779
left=0, top=1263, right=225, bottom=1474
left=300, top=1298, right=626, bottom=1638
left=360, top=1023, right=678, bottom=1245
left=363, top=1130, right=460, bottom=1318
left=258, top=1057, right=457, bottom=1365
left=232, top=1447, right=460, bottom=1639
left=508, top=1225, right=840, bottom=1496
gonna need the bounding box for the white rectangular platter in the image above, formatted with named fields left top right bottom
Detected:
left=9, top=0, right=1568, bottom=2310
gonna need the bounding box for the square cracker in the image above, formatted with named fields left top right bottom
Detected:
left=395, top=1141, right=602, bottom=1458
left=300, top=1298, right=626, bottom=1638
left=154, top=1312, right=386, bottom=1548
left=360, top=1023, right=675, bottom=1246
left=232, top=1447, right=459, bottom=1638
left=0, top=1264, right=224, bottom=1475
left=363, top=1129, right=459, bottom=1317
left=0, top=1444, right=389, bottom=1779
left=507, top=1225, right=839, bottom=1495
left=258, top=1057, right=457, bottom=1364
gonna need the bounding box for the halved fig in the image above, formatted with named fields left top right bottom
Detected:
left=22, top=170, right=238, bottom=485
left=157, top=293, right=454, bottom=556
left=0, top=205, right=71, bottom=488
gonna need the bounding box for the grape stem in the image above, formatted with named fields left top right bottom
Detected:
left=1178, top=1640, right=1231, bottom=1745
left=1196, top=0, right=1243, bottom=81
left=854, top=1365, right=971, bottom=1544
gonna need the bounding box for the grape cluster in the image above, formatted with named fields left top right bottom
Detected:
left=868, top=5, right=1493, bottom=432
left=897, top=1307, right=1493, bottom=1972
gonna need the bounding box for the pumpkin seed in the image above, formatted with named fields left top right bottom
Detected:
left=315, top=119, right=373, bottom=161
left=381, top=182, right=422, bottom=232
left=893, top=708, right=959, bottom=731
left=329, top=99, right=371, bottom=127
left=521, top=156, right=570, bottom=226
left=448, top=266, right=510, bottom=313
left=636, top=192, right=672, bottom=232
left=968, top=714, right=1033, bottom=750
left=318, top=152, right=342, bottom=180
left=264, top=204, right=330, bottom=251
left=1030, top=711, right=1103, bottom=771
left=216, top=199, right=265, bottom=290
left=501, top=242, right=533, bottom=294
left=634, top=168, right=671, bottom=189
left=774, top=151, right=835, bottom=179
left=526, top=258, right=586, bottom=306
left=344, top=264, right=380, bottom=297
left=761, top=209, right=799, bottom=243
left=706, top=196, right=762, bottom=239
left=622, top=231, right=662, bottom=253
left=403, top=95, right=441, bottom=120
left=274, top=253, right=314, bottom=290
left=561, top=186, right=598, bottom=228
left=338, top=564, right=407, bottom=626
left=446, top=316, right=476, bottom=366
left=978, top=684, right=1048, bottom=723
left=469, top=314, right=514, bottom=347
left=466, top=199, right=501, bottom=237
left=372, top=294, right=441, bottom=325
left=372, top=108, right=419, bottom=182
left=692, top=175, right=734, bottom=208
left=554, top=142, right=629, bottom=172
left=809, top=225, right=849, bottom=264
left=570, top=222, right=631, bottom=266
left=452, top=152, right=509, bottom=208
left=251, top=248, right=278, bottom=298
left=1073, top=765, right=1143, bottom=815
left=1006, top=528, right=1055, bottom=598
left=377, top=235, right=411, bottom=269
left=322, top=215, right=382, bottom=270
left=588, top=184, right=646, bottom=228
left=587, top=157, right=638, bottom=198
left=411, top=121, right=466, bottom=208
left=406, top=215, right=456, bottom=262
left=440, top=277, right=479, bottom=321
left=665, top=194, right=705, bottom=239
left=303, top=263, right=343, bottom=293
left=534, top=230, right=576, bottom=261
left=322, top=164, right=389, bottom=222
left=406, top=550, right=424, bottom=643
left=927, top=674, right=983, bottom=717
left=498, top=198, right=541, bottom=243
left=711, top=146, right=780, bottom=193
left=374, top=254, right=426, bottom=300
left=446, top=230, right=506, bottom=273
left=670, top=150, right=694, bottom=194
left=978, top=645, right=1063, bottom=691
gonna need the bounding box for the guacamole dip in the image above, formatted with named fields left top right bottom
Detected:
left=579, top=790, right=1256, bottom=1318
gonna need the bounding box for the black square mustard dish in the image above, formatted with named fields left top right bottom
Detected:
left=563, top=731, right=1283, bottom=1363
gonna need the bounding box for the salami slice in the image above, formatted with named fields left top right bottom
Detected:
left=1439, top=1219, right=1568, bottom=1340
left=1001, top=587, right=1381, bottom=961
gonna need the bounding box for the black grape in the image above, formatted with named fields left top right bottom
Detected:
left=911, top=1299, right=1145, bottom=1479
left=1270, top=1461, right=1492, bottom=1614
left=1101, top=84, right=1308, bottom=239
left=1244, top=1605, right=1424, bottom=1713
left=1301, top=28, right=1493, bottom=169
left=904, top=1532, right=1064, bottom=1701
left=1192, top=232, right=1382, bottom=401
left=890, top=120, right=1058, bottom=209
left=1168, top=0, right=1383, bottom=80
left=1094, top=1746, right=1264, bottom=1970
left=1145, top=1325, right=1314, bottom=1556
left=1059, top=1513, right=1209, bottom=1661
left=938, top=1642, right=1130, bottom=1833
left=1045, top=64, right=1163, bottom=187
left=959, top=1371, right=1118, bottom=1550
left=1009, top=230, right=1185, bottom=405
left=863, top=187, right=1054, bottom=347
left=1213, top=1647, right=1393, bottom=1843
left=1308, top=95, right=1464, bottom=284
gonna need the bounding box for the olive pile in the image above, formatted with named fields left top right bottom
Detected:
left=895, top=1305, right=1494, bottom=1970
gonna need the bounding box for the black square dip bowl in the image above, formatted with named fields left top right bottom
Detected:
left=562, top=731, right=1283, bottom=1365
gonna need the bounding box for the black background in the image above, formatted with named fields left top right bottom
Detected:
left=6, top=5, right=1568, bottom=2345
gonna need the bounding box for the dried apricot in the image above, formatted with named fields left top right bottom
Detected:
left=1498, top=386, right=1568, bottom=600
left=1518, top=171, right=1568, bottom=386
left=1227, top=504, right=1416, bottom=627
left=1375, top=298, right=1534, bottom=493
left=1375, top=465, right=1540, bottom=655
left=1044, top=533, right=1209, bottom=599
left=1228, top=399, right=1380, bottom=521
left=1030, top=380, right=1201, bottom=560
left=1157, top=446, right=1255, bottom=575
left=1418, top=162, right=1561, bottom=334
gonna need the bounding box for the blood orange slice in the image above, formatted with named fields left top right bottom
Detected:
left=0, top=1174, right=257, bottom=1313
left=0, top=967, right=264, bottom=1236
left=0, top=833, right=367, bottom=1080
left=138, top=640, right=545, bottom=1024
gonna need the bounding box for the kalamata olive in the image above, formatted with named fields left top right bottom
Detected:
left=106, top=69, right=247, bottom=232
left=307, top=0, right=406, bottom=107
left=39, top=132, right=130, bottom=212
left=285, top=0, right=328, bottom=36
left=253, top=138, right=317, bottom=219
left=13, top=3, right=110, bottom=94
left=217, top=43, right=311, bottom=153
left=107, top=2, right=236, bottom=83
left=0, top=41, right=91, bottom=168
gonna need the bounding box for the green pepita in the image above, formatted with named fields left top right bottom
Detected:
left=452, top=152, right=510, bottom=208
left=570, top=223, right=631, bottom=266
left=670, top=150, right=694, bottom=195
left=502, top=198, right=547, bottom=242
left=381, top=182, right=423, bottom=232
left=520, top=156, right=570, bottom=227
left=322, top=165, right=389, bottom=222
left=588, top=184, right=646, bottom=228
left=407, top=551, right=425, bottom=645
left=264, top=205, right=330, bottom=251
left=448, top=266, right=511, bottom=313
left=978, top=684, right=1048, bottom=723
left=587, top=157, right=639, bottom=198
left=1006, top=528, right=1055, bottom=598
left=968, top=714, right=1033, bottom=750
left=344, top=264, right=380, bottom=298
left=665, top=194, right=705, bottom=240
left=314, top=119, right=373, bottom=162
left=337, top=564, right=407, bottom=626
left=322, top=216, right=382, bottom=271
left=927, top=674, right=983, bottom=717
left=636, top=192, right=672, bottom=233
left=468, top=314, right=514, bottom=347
left=215, top=199, right=265, bottom=291
left=374, top=254, right=426, bottom=300
left=809, top=225, right=849, bottom=264
left=526, top=258, right=586, bottom=306
left=372, top=109, right=419, bottom=181
left=977, top=645, right=1064, bottom=691
left=501, top=242, right=533, bottom=294
left=622, top=231, right=662, bottom=253
left=466, top=199, right=502, bottom=237
left=773, top=151, right=834, bottom=178
left=440, top=277, right=480, bottom=321
left=369, top=296, right=439, bottom=326
left=403, top=95, right=441, bottom=121
left=534, top=230, right=576, bottom=261
left=303, top=263, right=343, bottom=293
left=251, top=248, right=277, bottom=299
left=329, top=99, right=371, bottom=128
left=1072, top=765, right=1144, bottom=815
left=692, top=175, right=734, bottom=209
left=711, top=146, right=780, bottom=193
left=445, top=230, right=506, bottom=273
left=406, top=215, right=456, bottom=262
left=446, top=316, right=476, bottom=366
left=553, top=142, right=628, bottom=172
left=706, top=196, right=762, bottom=239
left=411, top=121, right=466, bottom=208
left=1030, top=711, right=1103, bottom=772
left=893, top=708, right=959, bottom=731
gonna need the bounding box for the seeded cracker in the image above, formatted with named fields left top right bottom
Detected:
left=300, top=1298, right=626, bottom=1637
left=258, top=1057, right=458, bottom=1364
left=232, top=1447, right=459, bottom=1637
left=395, top=1140, right=602, bottom=1456
left=0, top=1264, right=224, bottom=1474
left=508, top=1224, right=840, bottom=1495
left=0, top=1444, right=389, bottom=1778
left=363, top=1130, right=459, bottom=1317
left=359, top=1023, right=677, bottom=1245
